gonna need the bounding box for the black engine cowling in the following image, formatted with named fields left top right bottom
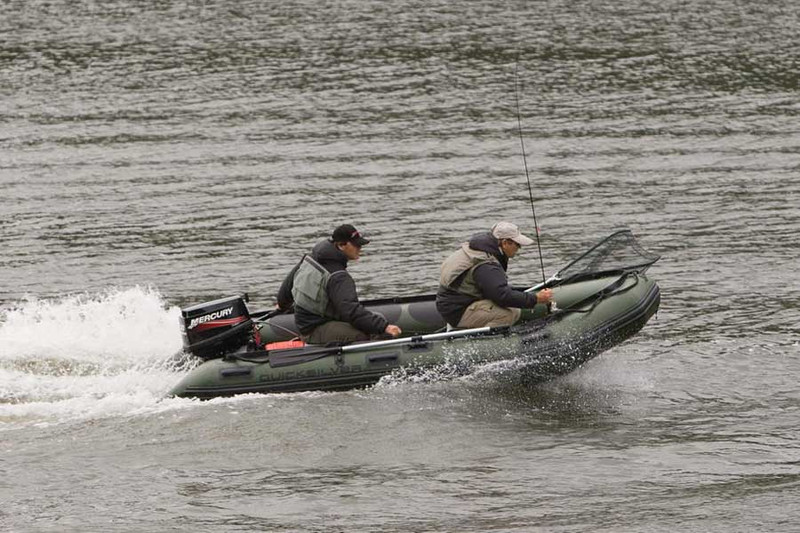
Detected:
left=181, top=295, right=253, bottom=360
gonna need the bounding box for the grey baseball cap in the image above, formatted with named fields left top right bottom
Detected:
left=491, top=221, right=535, bottom=246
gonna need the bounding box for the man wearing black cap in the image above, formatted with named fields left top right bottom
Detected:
left=277, top=224, right=402, bottom=344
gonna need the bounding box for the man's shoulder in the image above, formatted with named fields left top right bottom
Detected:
left=473, top=260, right=505, bottom=281
left=326, top=268, right=353, bottom=286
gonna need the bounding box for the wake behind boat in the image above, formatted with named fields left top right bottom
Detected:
left=169, top=230, right=661, bottom=399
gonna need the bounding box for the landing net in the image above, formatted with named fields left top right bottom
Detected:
left=553, top=230, right=660, bottom=283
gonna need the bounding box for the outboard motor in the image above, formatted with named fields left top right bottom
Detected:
left=181, top=295, right=253, bottom=360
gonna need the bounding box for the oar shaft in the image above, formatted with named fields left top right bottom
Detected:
left=342, top=326, right=494, bottom=352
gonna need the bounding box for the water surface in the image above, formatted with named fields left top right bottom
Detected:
left=2, top=0, right=799, bottom=531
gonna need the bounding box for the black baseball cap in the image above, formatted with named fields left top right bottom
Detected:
left=331, top=224, right=370, bottom=246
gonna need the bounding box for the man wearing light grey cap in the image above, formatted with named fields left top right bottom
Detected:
left=436, top=222, right=553, bottom=328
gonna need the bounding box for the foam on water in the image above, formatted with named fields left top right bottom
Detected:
left=0, top=287, right=199, bottom=428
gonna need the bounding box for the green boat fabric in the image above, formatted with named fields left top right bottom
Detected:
left=257, top=296, right=449, bottom=344
left=170, top=271, right=660, bottom=398
left=170, top=231, right=662, bottom=398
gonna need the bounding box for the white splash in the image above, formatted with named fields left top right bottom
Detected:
left=0, top=287, right=197, bottom=429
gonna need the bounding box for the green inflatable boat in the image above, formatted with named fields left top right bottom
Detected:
left=170, top=230, right=661, bottom=399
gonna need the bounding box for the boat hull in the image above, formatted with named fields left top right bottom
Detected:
left=170, top=272, right=660, bottom=399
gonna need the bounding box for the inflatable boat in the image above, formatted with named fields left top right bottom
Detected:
left=170, top=230, right=661, bottom=399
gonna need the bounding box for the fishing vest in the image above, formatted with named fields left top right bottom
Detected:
left=439, top=243, right=500, bottom=299
left=291, top=255, right=342, bottom=318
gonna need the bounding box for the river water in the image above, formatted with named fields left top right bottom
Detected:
left=2, top=0, right=799, bottom=531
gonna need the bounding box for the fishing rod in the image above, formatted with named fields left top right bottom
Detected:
left=513, top=60, right=547, bottom=285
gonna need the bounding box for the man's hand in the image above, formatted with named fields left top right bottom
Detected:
left=385, top=325, right=402, bottom=338
left=536, top=288, right=554, bottom=304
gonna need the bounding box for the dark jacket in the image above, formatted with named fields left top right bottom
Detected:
left=277, top=239, right=389, bottom=335
left=435, top=232, right=538, bottom=326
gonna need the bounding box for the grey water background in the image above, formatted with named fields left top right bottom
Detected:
left=2, top=0, right=799, bottom=531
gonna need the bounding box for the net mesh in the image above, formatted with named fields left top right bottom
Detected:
left=554, top=230, right=660, bottom=282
